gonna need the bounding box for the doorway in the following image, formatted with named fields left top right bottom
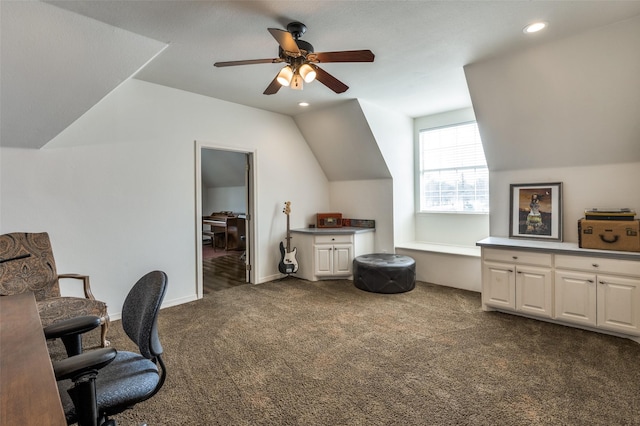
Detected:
left=195, top=142, right=254, bottom=298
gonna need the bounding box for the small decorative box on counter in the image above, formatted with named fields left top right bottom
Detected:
left=342, top=218, right=375, bottom=228
left=317, top=213, right=342, bottom=228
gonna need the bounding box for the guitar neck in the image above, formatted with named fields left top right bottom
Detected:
left=286, top=213, right=291, bottom=251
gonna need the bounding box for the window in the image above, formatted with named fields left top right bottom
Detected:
left=419, top=121, right=489, bottom=213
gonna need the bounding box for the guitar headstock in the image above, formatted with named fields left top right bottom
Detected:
left=283, top=201, right=291, bottom=215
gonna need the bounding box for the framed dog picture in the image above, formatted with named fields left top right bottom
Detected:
left=509, top=182, right=563, bottom=241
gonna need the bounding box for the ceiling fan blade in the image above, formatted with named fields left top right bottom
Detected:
left=315, top=66, right=349, bottom=94
left=308, top=50, right=375, bottom=63
left=268, top=28, right=301, bottom=56
left=214, top=58, right=281, bottom=67
left=263, top=75, right=282, bottom=95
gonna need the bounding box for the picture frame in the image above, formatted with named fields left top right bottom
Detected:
left=509, top=182, right=563, bottom=241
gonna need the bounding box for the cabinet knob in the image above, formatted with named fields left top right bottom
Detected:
left=592, top=264, right=599, bottom=268
left=508, top=269, right=514, bottom=273
left=587, top=280, right=594, bottom=283
left=512, top=256, right=518, bottom=260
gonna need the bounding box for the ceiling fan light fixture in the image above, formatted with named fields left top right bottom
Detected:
left=291, top=73, right=304, bottom=90
left=299, top=63, right=317, bottom=83
left=276, top=66, right=294, bottom=86
left=215, top=22, right=374, bottom=95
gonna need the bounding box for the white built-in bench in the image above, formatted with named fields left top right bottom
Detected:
left=395, top=242, right=481, bottom=292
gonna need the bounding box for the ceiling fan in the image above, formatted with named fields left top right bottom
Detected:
left=213, top=22, right=375, bottom=95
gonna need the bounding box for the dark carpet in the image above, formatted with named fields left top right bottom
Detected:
left=58, top=279, right=640, bottom=425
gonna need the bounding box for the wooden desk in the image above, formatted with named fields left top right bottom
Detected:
left=0, top=293, right=66, bottom=426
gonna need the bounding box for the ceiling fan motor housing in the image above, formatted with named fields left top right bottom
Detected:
left=286, top=22, right=307, bottom=39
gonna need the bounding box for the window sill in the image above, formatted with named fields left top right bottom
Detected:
left=417, top=211, right=489, bottom=216
left=395, top=242, right=481, bottom=258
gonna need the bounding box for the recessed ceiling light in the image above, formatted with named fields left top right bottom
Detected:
left=298, top=102, right=309, bottom=107
left=523, top=22, right=548, bottom=34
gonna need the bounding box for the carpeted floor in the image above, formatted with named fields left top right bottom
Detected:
left=56, top=279, right=640, bottom=425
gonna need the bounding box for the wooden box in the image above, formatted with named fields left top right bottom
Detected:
left=317, top=213, right=342, bottom=228
left=579, top=219, right=640, bottom=252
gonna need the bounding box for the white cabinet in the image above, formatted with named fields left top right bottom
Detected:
left=482, top=249, right=553, bottom=318
left=598, top=274, right=640, bottom=335
left=314, top=236, right=353, bottom=278
left=555, top=255, right=640, bottom=335
left=479, top=237, right=640, bottom=341
left=554, top=269, right=597, bottom=327
left=291, top=230, right=374, bottom=281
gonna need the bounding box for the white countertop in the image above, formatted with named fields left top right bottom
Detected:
left=477, top=236, right=640, bottom=260
left=291, top=227, right=375, bottom=235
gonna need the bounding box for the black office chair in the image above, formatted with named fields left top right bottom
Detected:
left=46, top=270, right=168, bottom=426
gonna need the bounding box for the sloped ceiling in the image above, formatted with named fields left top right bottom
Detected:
left=4, top=1, right=640, bottom=151
left=465, top=15, right=640, bottom=171
left=0, top=1, right=167, bottom=148
left=294, top=100, right=390, bottom=182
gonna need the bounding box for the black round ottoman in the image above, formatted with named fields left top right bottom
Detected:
left=353, top=254, right=416, bottom=294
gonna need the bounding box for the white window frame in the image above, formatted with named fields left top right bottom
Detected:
left=417, top=121, right=489, bottom=214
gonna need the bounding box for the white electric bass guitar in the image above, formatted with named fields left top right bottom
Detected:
left=278, top=201, right=299, bottom=274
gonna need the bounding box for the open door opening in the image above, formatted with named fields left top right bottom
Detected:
left=195, top=143, right=254, bottom=298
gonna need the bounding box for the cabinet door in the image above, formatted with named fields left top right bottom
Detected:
left=597, top=274, right=640, bottom=335
left=554, top=270, right=597, bottom=326
left=314, top=245, right=333, bottom=276
left=483, top=262, right=515, bottom=310
left=515, top=265, right=553, bottom=318
left=333, top=244, right=353, bottom=276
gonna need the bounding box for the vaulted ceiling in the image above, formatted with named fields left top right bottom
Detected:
left=466, top=13, right=640, bottom=171
left=3, top=1, right=640, bottom=152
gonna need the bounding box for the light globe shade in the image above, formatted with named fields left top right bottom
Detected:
left=276, top=66, right=294, bottom=86
left=299, top=63, right=317, bottom=83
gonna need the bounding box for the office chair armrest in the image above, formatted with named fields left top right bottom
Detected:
left=53, top=347, right=117, bottom=381
left=44, top=315, right=101, bottom=340
left=58, top=273, right=95, bottom=300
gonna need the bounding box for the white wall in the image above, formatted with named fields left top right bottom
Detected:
left=0, top=79, right=330, bottom=317
left=202, top=186, right=245, bottom=215
left=396, top=248, right=481, bottom=292
left=489, top=162, right=640, bottom=243
left=329, top=179, right=394, bottom=253
left=359, top=100, right=415, bottom=248
left=414, top=213, right=488, bottom=247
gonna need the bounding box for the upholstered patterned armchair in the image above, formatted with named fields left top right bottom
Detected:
left=0, top=232, right=109, bottom=347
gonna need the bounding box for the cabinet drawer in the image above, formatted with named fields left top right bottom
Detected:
left=314, top=234, right=353, bottom=244
left=483, top=248, right=552, bottom=267
left=555, top=255, right=640, bottom=276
